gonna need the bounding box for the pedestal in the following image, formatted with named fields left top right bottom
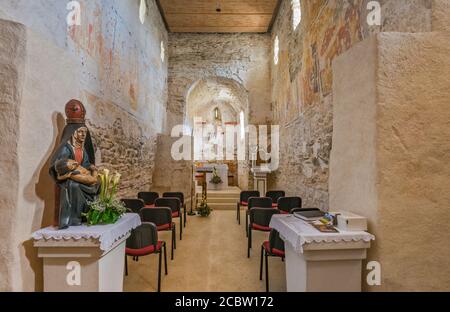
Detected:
left=251, top=166, right=271, bottom=195
left=270, top=214, right=374, bottom=292
left=32, top=214, right=141, bottom=292
left=284, top=240, right=370, bottom=292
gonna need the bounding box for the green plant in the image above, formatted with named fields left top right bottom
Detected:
left=198, top=201, right=212, bottom=217
left=209, top=167, right=223, bottom=185
left=83, top=169, right=126, bottom=225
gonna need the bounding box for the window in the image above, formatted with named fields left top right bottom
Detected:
left=274, top=36, right=279, bottom=65
left=240, top=111, right=245, bottom=140
left=160, top=41, right=165, bottom=63
left=292, top=0, right=301, bottom=30
left=139, top=0, right=147, bottom=25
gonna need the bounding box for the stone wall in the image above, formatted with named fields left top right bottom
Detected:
left=166, top=33, right=272, bottom=190
left=168, top=33, right=271, bottom=129
left=0, top=19, right=26, bottom=292
left=330, top=31, right=450, bottom=291
left=269, top=0, right=434, bottom=209
left=0, top=0, right=167, bottom=291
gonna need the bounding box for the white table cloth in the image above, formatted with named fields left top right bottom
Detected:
left=32, top=213, right=141, bottom=251
left=270, top=214, right=375, bottom=253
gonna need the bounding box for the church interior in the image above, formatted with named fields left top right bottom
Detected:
left=0, top=0, right=449, bottom=293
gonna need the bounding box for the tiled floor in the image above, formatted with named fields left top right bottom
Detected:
left=124, top=210, right=286, bottom=292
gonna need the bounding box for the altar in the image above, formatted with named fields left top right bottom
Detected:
left=203, top=163, right=228, bottom=190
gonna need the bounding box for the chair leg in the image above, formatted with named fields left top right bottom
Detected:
left=259, top=245, right=264, bottom=280
left=238, top=205, right=241, bottom=224
left=157, top=250, right=162, bottom=292
left=246, top=212, right=249, bottom=237
left=125, top=255, right=128, bottom=276
left=171, top=227, right=175, bottom=260
left=265, top=251, right=269, bottom=292
left=236, top=203, right=239, bottom=223
left=184, top=204, right=187, bottom=228
left=163, top=242, right=168, bottom=275
left=179, top=214, right=183, bottom=240
left=173, top=225, right=177, bottom=250
left=247, top=225, right=252, bottom=258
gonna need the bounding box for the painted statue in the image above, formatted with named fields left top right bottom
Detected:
left=50, top=100, right=99, bottom=229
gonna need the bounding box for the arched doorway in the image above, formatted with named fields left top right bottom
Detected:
left=185, top=77, right=250, bottom=189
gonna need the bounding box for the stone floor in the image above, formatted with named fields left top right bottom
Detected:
left=124, top=210, right=286, bottom=292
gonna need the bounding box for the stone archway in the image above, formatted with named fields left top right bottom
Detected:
left=185, top=77, right=250, bottom=189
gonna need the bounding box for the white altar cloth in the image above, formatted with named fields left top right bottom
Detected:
left=32, top=213, right=141, bottom=251
left=204, top=164, right=228, bottom=189
left=270, top=214, right=375, bottom=253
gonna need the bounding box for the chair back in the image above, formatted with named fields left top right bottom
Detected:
left=249, top=208, right=280, bottom=227
left=268, top=229, right=285, bottom=253
left=121, top=199, right=145, bottom=213
left=155, top=197, right=181, bottom=213
left=140, top=207, right=172, bottom=226
left=266, top=191, right=286, bottom=204
left=248, top=197, right=273, bottom=209
left=277, top=197, right=302, bottom=213
left=163, top=192, right=184, bottom=205
left=240, top=191, right=260, bottom=203
left=126, top=222, right=158, bottom=250
left=137, top=192, right=159, bottom=205
left=290, top=207, right=320, bottom=214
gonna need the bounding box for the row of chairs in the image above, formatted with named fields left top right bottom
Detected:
left=121, top=191, right=186, bottom=292
left=237, top=190, right=317, bottom=292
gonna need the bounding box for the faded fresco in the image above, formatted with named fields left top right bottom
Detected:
left=270, top=0, right=368, bottom=209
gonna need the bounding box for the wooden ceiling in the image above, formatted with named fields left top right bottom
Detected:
left=156, top=0, right=281, bottom=33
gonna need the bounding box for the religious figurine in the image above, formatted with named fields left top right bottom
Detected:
left=50, top=99, right=99, bottom=229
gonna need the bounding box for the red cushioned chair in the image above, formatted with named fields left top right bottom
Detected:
left=260, top=229, right=285, bottom=292
left=277, top=196, right=302, bottom=214
left=125, top=222, right=167, bottom=292
left=155, top=197, right=182, bottom=240
left=237, top=191, right=260, bottom=225
left=246, top=197, right=273, bottom=237
left=265, top=191, right=286, bottom=208
left=140, top=207, right=176, bottom=260
left=138, top=192, right=159, bottom=208
left=248, top=208, right=280, bottom=258
left=121, top=198, right=145, bottom=214
left=163, top=192, right=186, bottom=228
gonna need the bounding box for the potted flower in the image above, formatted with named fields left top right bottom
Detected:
left=209, top=167, right=223, bottom=190
left=197, top=201, right=212, bottom=217
left=83, top=169, right=126, bottom=225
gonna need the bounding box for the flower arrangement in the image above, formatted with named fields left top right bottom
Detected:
left=209, top=167, right=223, bottom=185
left=84, top=169, right=126, bottom=225
left=197, top=201, right=212, bottom=217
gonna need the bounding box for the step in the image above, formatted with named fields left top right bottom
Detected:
left=197, top=192, right=240, bottom=199
left=206, top=197, right=239, bottom=204
left=208, top=203, right=236, bottom=210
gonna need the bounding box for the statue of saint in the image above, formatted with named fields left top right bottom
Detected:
left=50, top=100, right=99, bottom=229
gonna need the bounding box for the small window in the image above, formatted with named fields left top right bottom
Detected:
left=160, top=41, right=165, bottom=63
left=274, top=36, right=279, bottom=65
left=139, top=0, right=147, bottom=25
left=292, top=0, right=301, bottom=30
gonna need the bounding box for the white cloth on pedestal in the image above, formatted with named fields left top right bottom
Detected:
left=32, top=213, right=141, bottom=251
left=270, top=214, right=375, bottom=253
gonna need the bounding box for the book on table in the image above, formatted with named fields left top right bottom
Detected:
left=293, top=209, right=325, bottom=221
